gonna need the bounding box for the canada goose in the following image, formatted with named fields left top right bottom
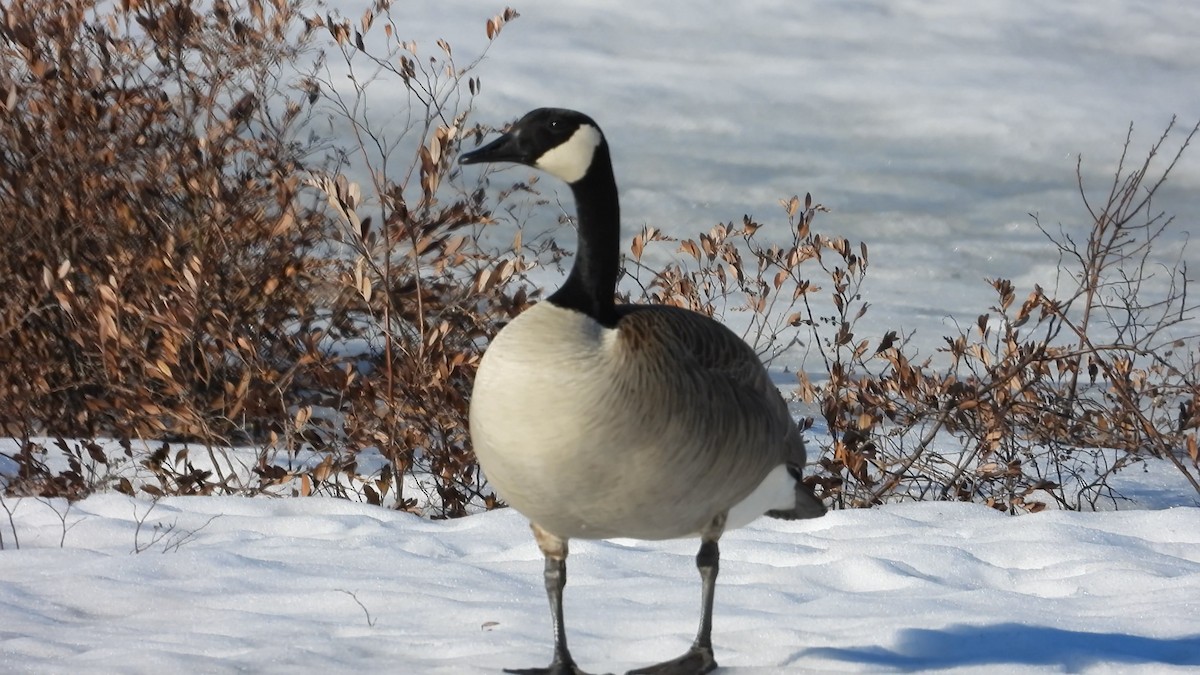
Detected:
left=460, top=108, right=826, bottom=675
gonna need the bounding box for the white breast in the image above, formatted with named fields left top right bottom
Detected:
left=469, top=304, right=620, bottom=532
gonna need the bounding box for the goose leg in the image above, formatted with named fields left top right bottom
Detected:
left=626, top=536, right=721, bottom=675
left=506, top=525, right=600, bottom=675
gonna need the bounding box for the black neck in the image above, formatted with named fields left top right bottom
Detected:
left=547, top=142, right=621, bottom=326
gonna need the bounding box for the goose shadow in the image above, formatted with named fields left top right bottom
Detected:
left=795, top=623, right=1200, bottom=671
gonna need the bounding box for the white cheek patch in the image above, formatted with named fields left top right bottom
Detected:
left=534, top=124, right=602, bottom=183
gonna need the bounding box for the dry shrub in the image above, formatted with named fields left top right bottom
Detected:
left=624, top=193, right=827, bottom=367
left=288, top=4, right=536, bottom=516
left=0, top=0, right=325, bottom=464
left=0, top=0, right=537, bottom=515
left=927, top=119, right=1200, bottom=511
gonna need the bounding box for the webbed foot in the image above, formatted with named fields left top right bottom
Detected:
left=625, top=645, right=717, bottom=675
left=504, top=661, right=608, bottom=675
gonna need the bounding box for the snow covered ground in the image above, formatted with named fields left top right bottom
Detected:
left=2, top=494, right=1199, bottom=673
left=3, top=1, right=1200, bottom=672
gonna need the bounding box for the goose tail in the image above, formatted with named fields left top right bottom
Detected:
left=766, top=466, right=827, bottom=520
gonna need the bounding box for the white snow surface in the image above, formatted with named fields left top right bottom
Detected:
left=2, top=494, right=1199, bottom=674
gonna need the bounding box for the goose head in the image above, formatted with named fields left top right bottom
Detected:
left=460, top=108, right=605, bottom=184
left=461, top=108, right=621, bottom=324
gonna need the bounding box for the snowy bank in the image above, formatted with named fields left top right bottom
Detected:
left=2, top=495, right=1198, bottom=673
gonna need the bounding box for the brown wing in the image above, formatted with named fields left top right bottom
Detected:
left=614, top=304, right=806, bottom=470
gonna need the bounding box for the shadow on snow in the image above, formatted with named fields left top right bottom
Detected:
left=797, top=623, right=1200, bottom=671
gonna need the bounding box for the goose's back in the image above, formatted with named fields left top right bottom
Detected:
left=470, top=302, right=799, bottom=540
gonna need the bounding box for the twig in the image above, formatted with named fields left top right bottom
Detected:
left=337, top=589, right=377, bottom=627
